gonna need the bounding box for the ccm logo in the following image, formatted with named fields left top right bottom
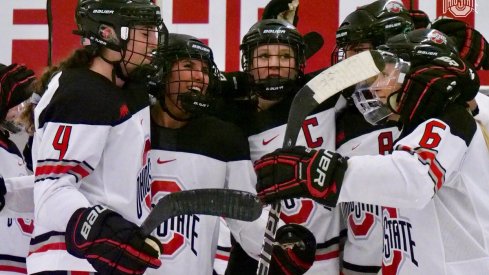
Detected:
left=313, top=154, right=332, bottom=187
left=81, top=205, right=107, bottom=240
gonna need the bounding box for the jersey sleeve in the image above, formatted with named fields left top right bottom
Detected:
left=2, top=175, right=35, bottom=218
left=33, top=71, right=119, bottom=232
left=33, top=123, right=109, bottom=231
left=338, top=107, right=476, bottom=209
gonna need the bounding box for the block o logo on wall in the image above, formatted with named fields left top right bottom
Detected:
left=443, top=0, right=474, bottom=17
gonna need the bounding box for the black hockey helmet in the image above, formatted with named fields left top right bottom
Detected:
left=332, top=0, right=414, bottom=64
left=377, top=29, right=478, bottom=127
left=151, top=33, right=220, bottom=120
left=75, top=0, right=167, bottom=52
left=240, top=19, right=306, bottom=100
left=378, top=29, right=459, bottom=66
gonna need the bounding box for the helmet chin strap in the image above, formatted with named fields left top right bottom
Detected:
left=99, top=47, right=129, bottom=83
left=159, top=99, right=192, bottom=122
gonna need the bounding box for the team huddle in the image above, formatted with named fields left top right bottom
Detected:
left=1, top=0, right=489, bottom=274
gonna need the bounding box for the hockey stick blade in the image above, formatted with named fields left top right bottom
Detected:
left=256, top=50, right=385, bottom=275
left=283, top=50, right=385, bottom=148
left=141, top=189, right=263, bottom=236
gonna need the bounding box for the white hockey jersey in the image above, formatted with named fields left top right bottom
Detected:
left=146, top=116, right=265, bottom=275
left=28, top=68, right=152, bottom=273
left=1, top=175, right=34, bottom=219
left=247, top=97, right=342, bottom=274
left=338, top=105, right=489, bottom=274
left=335, top=107, right=401, bottom=274
left=0, top=134, right=31, bottom=274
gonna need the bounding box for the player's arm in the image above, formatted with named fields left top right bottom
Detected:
left=0, top=175, right=34, bottom=218
left=255, top=110, right=473, bottom=210
left=33, top=120, right=106, bottom=230
left=34, top=75, right=162, bottom=274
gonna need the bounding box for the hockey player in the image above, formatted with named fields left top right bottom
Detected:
left=331, top=1, right=416, bottom=273
left=254, top=29, right=489, bottom=274
left=0, top=62, right=35, bottom=274
left=145, top=33, right=269, bottom=275
left=332, top=7, right=489, bottom=274
left=226, top=19, right=342, bottom=275
left=27, top=0, right=168, bottom=274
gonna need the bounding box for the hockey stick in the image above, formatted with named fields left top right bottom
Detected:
left=141, top=188, right=263, bottom=235
left=256, top=50, right=386, bottom=275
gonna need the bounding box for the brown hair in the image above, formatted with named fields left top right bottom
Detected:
left=19, top=46, right=99, bottom=134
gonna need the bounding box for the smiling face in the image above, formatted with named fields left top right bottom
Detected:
left=163, top=58, right=210, bottom=120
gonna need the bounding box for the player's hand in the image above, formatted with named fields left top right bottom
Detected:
left=0, top=177, right=6, bottom=212
left=0, top=63, right=35, bottom=120
left=409, top=9, right=430, bottom=29
left=66, top=205, right=163, bottom=275
left=219, top=71, right=252, bottom=100
left=262, top=0, right=299, bottom=26
left=269, top=224, right=316, bottom=275
left=254, top=146, right=348, bottom=207
left=431, top=17, right=489, bottom=70
left=395, top=54, right=479, bottom=128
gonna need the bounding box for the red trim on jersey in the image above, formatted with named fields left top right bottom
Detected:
left=415, top=149, right=445, bottom=190
left=71, top=272, right=92, bottom=275
left=396, top=145, right=445, bottom=190
left=28, top=242, right=66, bottom=255
left=215, top=253, right=230, bottom=261
left=35, top=163, right=90, bottom=178
left=0, top=265, right=27, bottom=273
left=315, top=249, right=339, bottom=261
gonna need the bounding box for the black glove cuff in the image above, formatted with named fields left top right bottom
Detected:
left=66, top=205, right=117, bottom=258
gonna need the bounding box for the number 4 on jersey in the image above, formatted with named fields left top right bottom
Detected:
left=53, top=125, right=72, bottom=160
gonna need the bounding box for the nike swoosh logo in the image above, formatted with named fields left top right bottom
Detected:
left=262, top=134, right=279, bottom=146
left=157, top=158, right=176, bottom=164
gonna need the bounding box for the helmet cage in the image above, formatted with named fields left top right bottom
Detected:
left=240, top=19, right=306, bottom=100
left=353, top=51, right=410, bottom=125
left=75, top=0, right=168, bottom=77
left=152, top=34, right=220, bottom=119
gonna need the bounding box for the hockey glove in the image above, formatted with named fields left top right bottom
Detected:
left=431, top=17, right=489, bottom=70
left=0, top=63, right=35, bottom=120
left=262, top=0, right=299, bottom=26
left=66, top=205, right=162, bottom=275
left=395, top=55, right=480, bottom=130
left=269, top=224, right=316, bottom=275
left=0, top=177, right=5, bottom=212
left=254, top=146, right=348, bottom=207
left=409, top=9, right=430, bottom=29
